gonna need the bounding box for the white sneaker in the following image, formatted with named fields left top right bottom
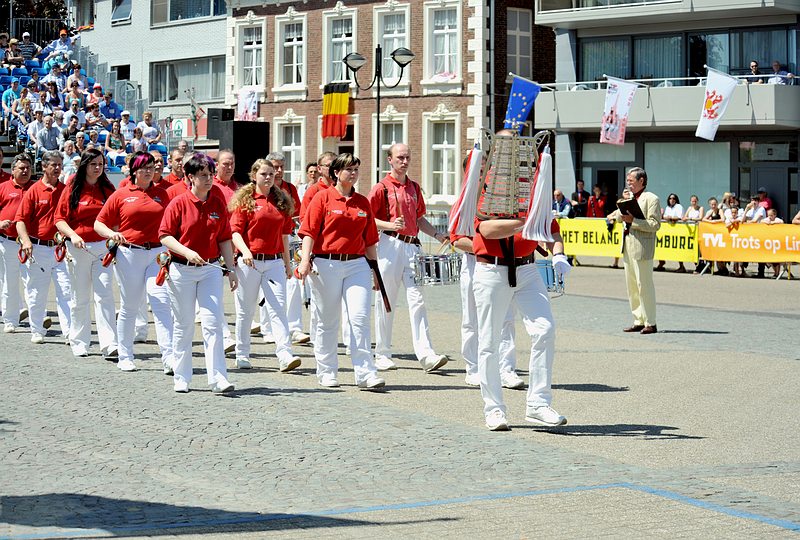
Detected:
left=525, top=405, right=567, bottom=427
left=3, top=323, right=15, bottom=333
left=43, top=317, right=52, bottom=330
left=420, top=354, right=448, bottom=372
left=223, top=337, right=236, bottom=354
left=485, top=410, right=510, bottom=431
left=174, top=380, right=189, bottom=393
left=235, top=357, right=252, bottom=369
left=501, top=371, right=525, bottom=389
left=358, top=375, right=386, bottom=391
left=163, top=364, right=174, bottom=375
left=464, top=372, right=480, bottom=387
left=279, top=356, right=301, bottom=372
left=318, top=374, right=339, bottom=387
left=291, top=330, right=311, bottom=344
left=211, top=378, right=235, bottom=393
left=374, top=355, right=397, bottom=371
left=262, top=333, right=275, bottom=344
left=118, top=359, right=137, bottom=372
left=30, top=332, right=44, bottom=344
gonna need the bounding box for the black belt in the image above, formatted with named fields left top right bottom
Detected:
left=126, top=242, right=158, bottom=250
left=171, top=256, right=215, bottom=267
left=253, top=253, right=282, bottom=261
left=315, top=253, right=364, bottom=261
left=476, top=254, right=535, bottom=267
left=0, top=233, right=16, bottom=241
left=30, top=237, right=56, bottom=247
left=383, top=231, right=420, bottom=245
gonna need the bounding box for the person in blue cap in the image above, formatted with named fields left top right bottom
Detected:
left=2, top=78, right=21, bottom=134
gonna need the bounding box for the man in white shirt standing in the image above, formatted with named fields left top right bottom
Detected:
left=120, top=110, right=136, bottom=141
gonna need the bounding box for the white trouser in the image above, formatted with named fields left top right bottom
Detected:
left=0, top=237, right=30, bottom=326
left=167, top=263, right=228, bottom=386
left=235, top=259, right=294, bottom=363
left=25, top=243, right=72, bottom=337
left=135, top=301, right=149, bottom=339
left=460, top=253, right=516, bottom=376
left=66, top=241, right=118, bottom=355
left=113, top=246, right=173, bottom=367
left=474, top=262, right=555, bottom=418
left=374, top=234, right=435, bottom=361
left=285, top=275, right=302, bottom=333
left=310, top=257, right=377, bottom=384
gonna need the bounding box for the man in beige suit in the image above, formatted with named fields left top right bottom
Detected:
left=607, top=168, right=662, bottom=334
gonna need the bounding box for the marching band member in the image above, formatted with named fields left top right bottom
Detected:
left=54, top=148, right=119, bottom=359
left=158, top=152, right=238, bottom=394
left=15, top=150, right=72, bottom=344
left=214, top=149, right=238, bottom=203
left=0, top=154, right=34, bottom=333
left=267, top=151, right=309, bottom=345
left=473, top=217, right=569, bottom=431
left=163, top=149, right=184, bottom=186
left=94, top=151, right=173, bottom=373
left=367, top=143, right=448, bottom=372
left=229, top=159, right=301, bottom=372
left=297, top=153, right=384, bottom=390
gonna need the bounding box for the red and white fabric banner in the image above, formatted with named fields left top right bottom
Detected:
left=695, top=67, right=739, bottom=141
left=599, top=77, right=637, bottom=146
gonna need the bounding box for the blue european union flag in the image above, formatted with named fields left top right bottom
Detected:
left=503, top=76, right=541, bottom=133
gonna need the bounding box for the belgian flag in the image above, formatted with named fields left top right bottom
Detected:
left=322, top=83, right=350, bottom=139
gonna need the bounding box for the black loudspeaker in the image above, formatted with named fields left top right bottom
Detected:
left=218, top=121, right=270, bottom=183
left=206, top=108, right=234, bottom=140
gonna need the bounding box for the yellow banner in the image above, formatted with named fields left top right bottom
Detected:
left=559, top=218, right=699, bottom=262
left=698, top=222, right=800, bottom=263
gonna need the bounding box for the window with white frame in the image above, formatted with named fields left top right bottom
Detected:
left=380, top=121, right=404, bottom=176
left=507, top=8, right=532, bottom=79
left=280, top=22, right=304, bottom=86
left=112, top=0, right=132, bottom=23
left=430, top=7, right=458, bottom=81
left=329, top=17, right=354, bottom=83
left=280, top=124, right=304, bottom=185
left=151, top=0, right=227, bottom=25
left=430, top=121, right=457, bottom=196
left=337, top=124, right=355, bottom=155
left=380, top=13, right=407, bottom=81
left=242, top=26, right=263, bottom=86
left=151, top=56, right=225, bottom=103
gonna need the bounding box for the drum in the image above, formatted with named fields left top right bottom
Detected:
left=413, top=253, right=462, bottom=286
left=535, top=259, right=564, bottom=296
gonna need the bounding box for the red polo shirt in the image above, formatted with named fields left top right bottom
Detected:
left=299, top=185, right=379, bottom=255
left=164, top=172, right=184, bottom=186
left=14, top=178, right=66, bottom=241
left=0, top=170, right=12, bottom=184
left=367, top=174, right=425, bottom=237
left=159, top=190, right=232, bottom=260
left=166, top=179, right=226, bottom=203
left=230, top=192, right=293, bottom=255
left=54, top=181, right=114, bottom=243
left=300, top=179, right=331, bottom=223
left=277, top=179, right=301, bottom=219
left=473, top=219, right=560, bottom=258
left=214, top=176, right=238, bottom=204
left=96, top=182, right=170, bottom=244
left=0, top=179, right=33, bottom=238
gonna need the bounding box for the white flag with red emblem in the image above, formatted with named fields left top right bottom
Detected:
left=695, top=67, right=739, bottom=141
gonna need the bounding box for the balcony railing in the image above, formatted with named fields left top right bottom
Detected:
left=540, top=73, right=795, bottom=91
left=538, top=0, right=679, bottom=13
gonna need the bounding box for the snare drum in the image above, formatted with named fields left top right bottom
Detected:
left=413, top=253, right=462, bottom=286
left=535, top=259, right=564, bottom=296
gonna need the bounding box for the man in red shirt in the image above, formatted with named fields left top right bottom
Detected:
left=15, top=150, right=72, bottom=344
left=214, top=149, right=238, bottom=204
left=163, top=149, right=185, bottom=186
left=367, top=143, right=449, bottom=372
left=266, top=151, right=308, bottom=345
left=0, top=154, right=34, bottom=332
left=472, top=216, right=570, bottom=431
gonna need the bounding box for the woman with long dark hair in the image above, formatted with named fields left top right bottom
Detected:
left=229, top=159, right=300, bottom=372
left=94, top=151, right=173, bottom=373
left=159, top=152, right=238, bottom=393
left=54, top=148, right=118, bottom=359
left=297, top=153, right=384, bottom=390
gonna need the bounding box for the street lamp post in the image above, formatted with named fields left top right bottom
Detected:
left=343, top=44, right=414, bottom=183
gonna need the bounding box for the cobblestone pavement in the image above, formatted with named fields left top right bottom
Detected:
left=1, top=264, right=798, bottom=538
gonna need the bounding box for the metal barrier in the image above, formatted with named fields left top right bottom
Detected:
left=11, top=18, right=63, bottom=46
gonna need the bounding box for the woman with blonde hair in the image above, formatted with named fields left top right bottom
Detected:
left=229, top=159, right=301, bottom=372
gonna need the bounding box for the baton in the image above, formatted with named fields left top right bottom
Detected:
left=366, top=258, right=391, bottom=313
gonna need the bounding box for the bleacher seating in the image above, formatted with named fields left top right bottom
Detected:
left=0, top=76, right=12, bottom=86
left=35, top=68, right=48, bottom=77
left=148, top=143, right=168, bottom=157
left=86, top=77, right=95, bottom=88
left=24, top=59, right=40, bottom=70
left=107, top=166, right=122, bottom=173
left=0, top=68, right=9, bottom=76
left=11, top=68, right=28, bottom=77
left=98, top=132, right=107, bottom=144
left=114, top=155, right=127, bottom=167
left=19, top=76, right=30, bottom=87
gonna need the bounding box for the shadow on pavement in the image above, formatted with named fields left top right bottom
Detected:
left=552, top=383, right=630, bottom=392
left=658, top=330, right=729, bottom=335
left=531, top=424, right=705, bottom=439
left=0, top=493, right=455, bottom=537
